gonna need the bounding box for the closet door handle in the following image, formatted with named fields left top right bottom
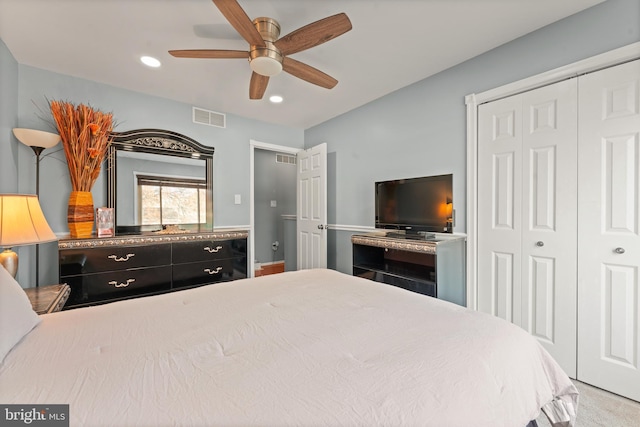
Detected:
left=536, top=241, right=544, bottom=247
left=614, top=247, right=625, bottom=254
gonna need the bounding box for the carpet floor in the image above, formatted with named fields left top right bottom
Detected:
left=536, top=380, right=640, bottom=426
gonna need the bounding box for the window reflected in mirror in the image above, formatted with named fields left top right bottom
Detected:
left=115, top=150, right=207, bottom=230
left=138, top=175, right=207, bottom=225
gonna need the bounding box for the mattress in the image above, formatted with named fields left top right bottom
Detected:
left=0, top=269, right=577, bottom=426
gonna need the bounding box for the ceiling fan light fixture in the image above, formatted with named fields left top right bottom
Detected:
left=249, top=39, right=283, bottom=77
left=250, top=56, right=282, bottom=77
left=269, top=95, right=283, bottom=103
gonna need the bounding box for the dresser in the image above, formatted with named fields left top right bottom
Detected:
left=59, top=231, right=248, bottom=309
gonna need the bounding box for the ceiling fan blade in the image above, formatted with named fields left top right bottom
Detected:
left=275, top=13, right=352, bottom=56
left=212, top=0, right=265, bottom=47
left=249, top=72, right=269, bottom=99
left=169, top=49, right=248, bottom=59
left=282, top=57, right=338, bottom=89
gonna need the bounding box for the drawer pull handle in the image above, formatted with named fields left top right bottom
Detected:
left=204, top=267, right=223, bottom=275
left=108, top=278, right=135, bottom=288
left=108, top=254, right=135, bottom=262
left=204, top=246, right=223, bottom=253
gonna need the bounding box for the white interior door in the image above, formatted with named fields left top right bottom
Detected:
left=577, top=59, right=640, bottom=401
left=297, top=143, right=327, bottom=269
left=478, top=79, right=578, bottom=377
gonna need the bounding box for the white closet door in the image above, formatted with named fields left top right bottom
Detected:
left=521, top=81, right=578, bottom=376
left=478, top=79, right=578, bottom=377
left=577, top=59, right=640, bottom=401
left=478, top=95, right=523, bottom=323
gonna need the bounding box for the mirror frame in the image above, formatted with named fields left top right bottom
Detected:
left=107, top=128, right=215, bottom=234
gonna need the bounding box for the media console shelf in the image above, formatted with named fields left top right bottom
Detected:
left=352, top=232, right=466, bottom=306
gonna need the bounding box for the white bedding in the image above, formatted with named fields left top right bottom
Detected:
left=0, top=269, right=577, bottom=426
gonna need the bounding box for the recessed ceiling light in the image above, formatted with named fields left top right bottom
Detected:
left=140, top=56, right=161, bottom=68
left=269, top=95, right=283, bottom=103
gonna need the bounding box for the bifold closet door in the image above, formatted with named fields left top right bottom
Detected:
left=577, top=59, right=640, bottom=401
left=477, top=78, right=578, bottom=377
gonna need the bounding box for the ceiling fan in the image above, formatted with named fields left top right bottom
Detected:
left=169, top=0, right=352, bottom=100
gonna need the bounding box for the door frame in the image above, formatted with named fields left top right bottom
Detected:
left=249, top=139, right=302, bottom=278
left=465, top=41, right=640, bottom=310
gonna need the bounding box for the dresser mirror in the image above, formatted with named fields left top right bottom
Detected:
left=107, top=129, right=214, bottom=235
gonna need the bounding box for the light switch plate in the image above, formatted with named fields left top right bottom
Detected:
left=234, top=194, right=241, bottom=204
left=270, top=200, right=277, bottom=207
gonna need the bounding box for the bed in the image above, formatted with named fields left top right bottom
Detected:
left=1, top=267, right=577, bottom=426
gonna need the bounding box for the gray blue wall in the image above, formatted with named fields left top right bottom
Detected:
left=306, top=0, right=640, bottom=274
left=0, top=38, right=18, bottom=193
left=1, top=37, right=36, bottom=287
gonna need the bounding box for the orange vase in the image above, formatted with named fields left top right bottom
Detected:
left=67, top=191, right=94, bottom=238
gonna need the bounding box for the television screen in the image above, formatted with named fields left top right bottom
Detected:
left=375, top=174, right=453, bottom=234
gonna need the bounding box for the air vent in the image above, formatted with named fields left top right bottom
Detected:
left=192, top=107, right=226, bottom=128
left=276, top=154, right=296, bottom=165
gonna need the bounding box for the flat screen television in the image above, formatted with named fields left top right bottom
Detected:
left=375, top=174, right=453, bottom=235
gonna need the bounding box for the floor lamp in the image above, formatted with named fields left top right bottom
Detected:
left=12, top=128, right=60, bottom=286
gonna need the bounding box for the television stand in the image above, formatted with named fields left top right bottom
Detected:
left=351, top=232, right=466, bottom=306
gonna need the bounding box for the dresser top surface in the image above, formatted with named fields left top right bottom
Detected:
left=59, top=230, right=249, bottom=249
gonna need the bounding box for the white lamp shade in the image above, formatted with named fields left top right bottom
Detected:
left=12, top=128, right=60, bottom=149
left=0, top=195, right=57, bottom=247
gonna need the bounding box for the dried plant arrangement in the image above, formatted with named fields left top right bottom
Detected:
left=49, top=100, right=115, bottom=192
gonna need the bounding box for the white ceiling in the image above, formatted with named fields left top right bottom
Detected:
left=0, top=0, right=603, bottom=129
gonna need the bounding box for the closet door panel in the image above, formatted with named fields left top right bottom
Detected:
left=478, top=98, right=522, bottom=323
left=521, top=80, right=578, bottom=377
left=578, top=59, right=640, bottom=401
left=605, top=135, right=638, bottom=233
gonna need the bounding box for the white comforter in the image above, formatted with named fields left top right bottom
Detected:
left=0, top=269, right=577, bottom=426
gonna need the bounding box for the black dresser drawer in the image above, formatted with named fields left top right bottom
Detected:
left=60, top=244, right=171, bottom=275
left=172, top=256, right=247, bottom=288
left=172, top=239, right=242, bottom=263
left=65, top=266, right=173, bottom=306
left=58, top=233, right=248, bottom=308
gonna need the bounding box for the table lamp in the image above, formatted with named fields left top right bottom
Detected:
left=0, top=194, right=58, bottom=279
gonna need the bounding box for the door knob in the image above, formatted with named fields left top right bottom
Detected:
left=536, top=241, right=544, bottom=247
left=614, top=247, right=625, bottom=254
left=317, top=224, right=324, bottom=230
